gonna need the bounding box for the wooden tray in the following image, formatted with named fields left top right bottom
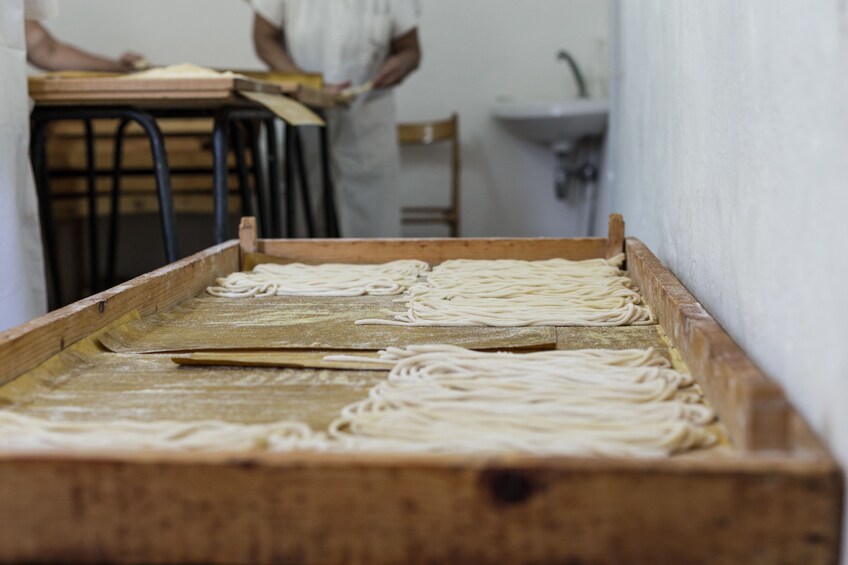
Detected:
left=28, top=74, right=281, bottom=104
left=0, top=215, right=840, bottom=564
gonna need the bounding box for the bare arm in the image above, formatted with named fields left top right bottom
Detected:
left=372, top=28, right=421, bottom=89
left=25, top=21, right=143, bottom=72
left=252, top=14, right=301, bottom=73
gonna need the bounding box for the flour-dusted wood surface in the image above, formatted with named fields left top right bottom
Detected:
left=0, top=216, right=841, bottom=564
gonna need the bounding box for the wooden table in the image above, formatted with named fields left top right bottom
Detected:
left=29, top=74, right=338, bottom=306
left=0, top=215, right=840, bottom=564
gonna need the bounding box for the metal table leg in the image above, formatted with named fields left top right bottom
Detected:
left=82, top=120, right=100, bottom=293
left=29, top=120, right=62, bottom=309
left=106, top=119, right=131, bottom=287
left=232, top=122, right=255, bottom=218
left=319, top=121, right=341, bottom=238
left=292, top=128, right=316, bottom=238
left=265, top=118, right=282, bottom=238
left=211, top=107, right=231, bottom=243
left=126, top=110, right=179, bottom=262
left=283, top=123, right=296, bottom=238
left=246, top=120, right=270, bottom=238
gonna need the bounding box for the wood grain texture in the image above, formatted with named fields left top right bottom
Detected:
left=625, top=238, right=791, bottom=452
left=606, top=213, right=625, bottom=258
left=0, top=454, right=839, bottom=564
left=239, top=217, right=258, bottom=256
left=98, top=295, right=559, bottom=354
left=0, top=243, right=239, bottom=388
left=0, top=231, right=841, bottom=563
left=255, top=237, right=610, bottom=264
left=28, top=76, right=279, bottom=102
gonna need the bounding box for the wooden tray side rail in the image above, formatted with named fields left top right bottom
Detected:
left=0, top=242, right=239, bottom=388
left=237, top=214, right=625, bottom=267
left=625, top=238, right=791, bottom=452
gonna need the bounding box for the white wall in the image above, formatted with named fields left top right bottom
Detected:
left=42, top=0, right=610, bottom=238
left=600, top=1, right=848, bottom=559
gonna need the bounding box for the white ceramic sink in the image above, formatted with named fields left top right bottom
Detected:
left=493, top=99, right=609, bottom=151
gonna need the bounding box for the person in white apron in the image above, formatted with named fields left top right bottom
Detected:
left=0, top=0, right=56, bottom=332
left=0, top=1, right=145, bottom=332
left=252, top=0, right=422, bottom=238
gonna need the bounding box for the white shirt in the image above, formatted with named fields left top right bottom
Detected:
left=252, top=0, right=420, bottom=86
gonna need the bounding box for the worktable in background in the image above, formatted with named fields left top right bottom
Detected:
left=28, top=72, right=338, bottom=307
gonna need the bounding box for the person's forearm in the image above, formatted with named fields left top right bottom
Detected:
left=255, top=40, right=301, bottom=73
left=392, top=48, right=420, bottom=79
left=32, top=42, right=126, bottom=72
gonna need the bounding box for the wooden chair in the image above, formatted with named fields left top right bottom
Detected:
left=398, top=113, right=460, bottom=237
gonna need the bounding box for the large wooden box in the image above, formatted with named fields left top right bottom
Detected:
left=0, top=216, right=841, bottom=564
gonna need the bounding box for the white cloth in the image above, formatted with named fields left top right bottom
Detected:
left=0, top=0, right=55, bottom=331
left=252, top=0, right=420, bottom=237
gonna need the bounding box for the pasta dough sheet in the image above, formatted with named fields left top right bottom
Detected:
left=99, top=295, right=558, bottom=354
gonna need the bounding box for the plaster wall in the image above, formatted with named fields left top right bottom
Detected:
left=600, top=2, right=848, bottom=558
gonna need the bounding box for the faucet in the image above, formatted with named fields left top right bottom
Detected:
left=556, top=50, right=588, bottom=98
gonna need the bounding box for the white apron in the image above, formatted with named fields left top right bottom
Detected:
left=253, top=0, right=420, bottom=237
left=0, top=0, right=54, bottom=331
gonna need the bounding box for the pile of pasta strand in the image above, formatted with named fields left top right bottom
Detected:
left=207, top=259, right=430, bottom=298
left=0, top=412, right=326, bottom=453
left=357, top=255, right=655, bottom=327
left=326, top=345, right=717, bottom=457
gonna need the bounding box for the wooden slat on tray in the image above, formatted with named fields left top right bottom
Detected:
left=173, top=350, right=387, bottom=371
left=556, top=326, right=667, bottom=352
left=99, top=296, right=558, bottom=354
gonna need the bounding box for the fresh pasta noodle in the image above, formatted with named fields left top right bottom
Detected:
left=356, top=255, right=655, bottom=327
left=207, top=260, right=430, bottom=298
left=325, top=345, right=717, bottom=457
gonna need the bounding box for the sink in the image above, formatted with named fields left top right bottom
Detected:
left=493, top=99, right=609, bottom=152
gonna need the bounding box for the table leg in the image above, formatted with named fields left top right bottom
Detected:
left=246, top=120, right=270, bottom=238
left=29, top=120, right=62, bottom=309
left=284, top=122, right=296, bottom=238
left=232, top=122, right=254, bottom=219
left=125, top=111, right=179, bottom=262
left=292, top=128, right=316, bottom=238
left=106, top=119, right=131, bottom=287
left=212, top=108, right=231, bottom=244
left=265, top=118, right=282, bottom=238
left=83, top=120, right=100, bottom=293
left=319, top=122, right=340, bottom=238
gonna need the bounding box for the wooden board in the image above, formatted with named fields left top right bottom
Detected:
left=98, top=295, right=559, bottom=354
left=173, top=350, right=388, bottom=371
left=239, top=91, right=325, bottom=126
left=28, top=75, right=280, bottom=104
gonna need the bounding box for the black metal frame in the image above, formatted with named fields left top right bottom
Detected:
left=30, top=103, right=341, bottom=308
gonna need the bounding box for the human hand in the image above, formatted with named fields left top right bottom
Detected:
left=324, top=81, right=352, bottom=95
left=372, top=56, right=409, bottom=89
left=119, top=52, right=150, bottom=72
